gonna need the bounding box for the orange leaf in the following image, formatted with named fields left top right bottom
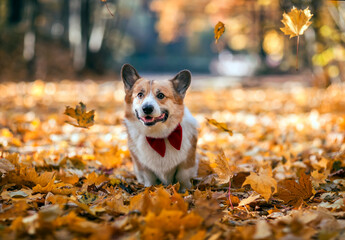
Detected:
left=84, top=172, right=108, bottom=186
left=33, top=176, right=76, bottom=195
left=64, top=102, right=95, bottom=128
left=207, top=118, right=233, bottom=136
left=276, top=172, right=314, bottom=205
left=214, top=21, right=225, bottom=43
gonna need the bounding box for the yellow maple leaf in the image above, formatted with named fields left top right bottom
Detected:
left=280, top=7, right=313, bottom=70
left=206, top=118, right=233, bottom=136
left=64, top=102, right=95, bottom=128
left=280, top=7, right=313, bottom=39
left=242, top=167, right=277, bottom=202
left=214, top=21, right=225, bottom=43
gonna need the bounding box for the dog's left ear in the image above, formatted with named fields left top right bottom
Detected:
left=170, top=70, right=191, bottom=98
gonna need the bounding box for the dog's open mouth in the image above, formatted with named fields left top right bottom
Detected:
left=136, top=110, right=169, bottom=126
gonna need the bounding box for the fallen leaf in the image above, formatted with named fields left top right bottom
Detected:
left=319, top=198, right=345, bottom=210
left=8, top=190, right=29, bottom=198
left=253, top=220, right=272, bottom=239
left=64, top=102, right=95, bottom=128
left=0, top=158, right=15, bottom=175
left=213, top=150, right=232, bottom=184
left=33, top=176, right=76, bottom=195
left=242, top=168, right=277, bottom=202
left=214, top=21, right=225, bottom=43
left=276, top=172, right=314, bottom=205
left=207, top=118, right=233, bottom=136
left=311, top=170, right=327, bottom=187
left=238, top=193, right=261, bottom=207
left=84, top=172, right=108, bottom=187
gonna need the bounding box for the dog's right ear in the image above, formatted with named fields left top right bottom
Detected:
left=121, top=64, right=140, bottom=91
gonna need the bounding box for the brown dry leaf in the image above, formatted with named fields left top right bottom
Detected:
left=311, top=170, right=327, bottom=187
left=238, top=193, right=261, bottom=207
left=319, top=198, right=345, bottom=210
left=213, top=150, right=232, bottom=184
left=242, top=167, right=277, bottom=202
left=253, top=220, right=272, bottom=239
left=276, top=172, right=314, bottom=205
left=214, top=21, right=225, bottom=43
left=64, top=102, right=95, bottom=128
left=207, top=118, right=233, bottom=136
left=0, top=158, right=15, bottom=175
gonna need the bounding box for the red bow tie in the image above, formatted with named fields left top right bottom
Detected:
left=146, top=124, right=182, bottom=157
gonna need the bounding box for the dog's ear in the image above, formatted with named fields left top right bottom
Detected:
left=121, top=64, right=140, bottom=91
left=170, top=70, right=191, bottom=98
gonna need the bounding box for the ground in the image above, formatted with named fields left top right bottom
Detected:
left=0, top=78, right=345, bottom=239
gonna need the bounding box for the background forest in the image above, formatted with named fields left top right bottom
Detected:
left=0, top=0, right=344, bottom=85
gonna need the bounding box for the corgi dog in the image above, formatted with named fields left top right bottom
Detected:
left=121, top=64, right=198, bottom=190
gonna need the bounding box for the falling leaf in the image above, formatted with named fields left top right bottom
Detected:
left=214, top=21, right=225, bottom=43
left=242, top=168, right=277, bottom=202
left=280, top=7, right=313, bottom=38
left=64, top=102, right=95, bottom=128
left=276, top=172, right=314, bottom=205
left=206, top=118, right=233, bottom=136
left=280, top=7, right=313, bottom=70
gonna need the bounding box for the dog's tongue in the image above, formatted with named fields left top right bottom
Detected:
left=142, top=113, right=165, bottom=123
left=144, top=116, right=154, bottom=123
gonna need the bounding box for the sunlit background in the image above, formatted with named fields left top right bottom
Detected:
left=0, top=0, right=344, bottom=85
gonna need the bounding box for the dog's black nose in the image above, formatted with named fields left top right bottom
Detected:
left=142, top=104, right=154, bottom=114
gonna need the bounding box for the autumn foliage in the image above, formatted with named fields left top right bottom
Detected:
left=0, top=80, right=345, bottom=239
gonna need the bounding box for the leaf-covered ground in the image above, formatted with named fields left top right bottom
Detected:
left=0, top=80, right=345, bottom=240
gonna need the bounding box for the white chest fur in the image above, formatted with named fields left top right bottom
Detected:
left=125, top=107, right=197, bottom=183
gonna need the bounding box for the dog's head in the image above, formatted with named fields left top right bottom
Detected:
left=121, top=64, right=191, bottom=137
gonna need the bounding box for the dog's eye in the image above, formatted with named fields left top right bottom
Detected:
left=137, top=92, right=144, bottom=99
left=157, top=93, right=165, bottom=99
